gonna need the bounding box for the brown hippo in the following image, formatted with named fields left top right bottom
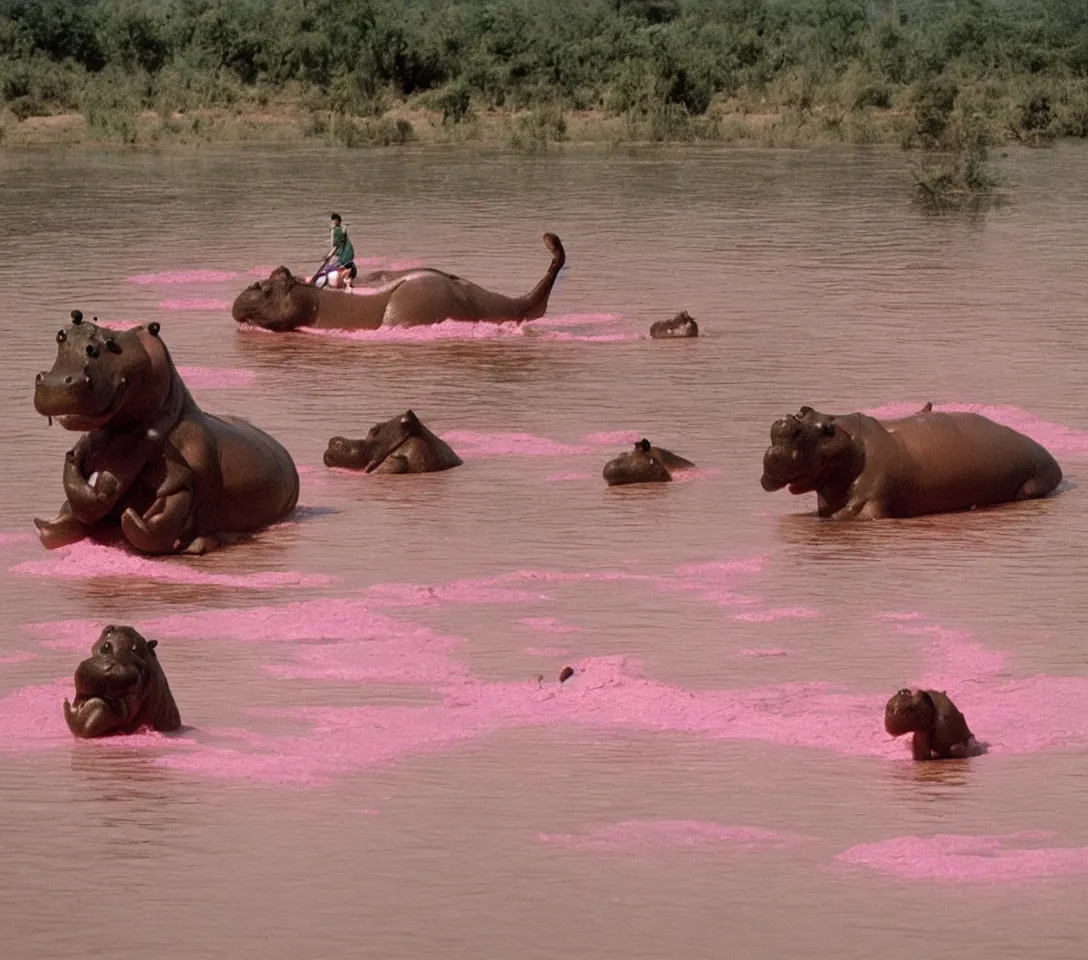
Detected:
left=324, top=409, right=462, bottom=474
left=232, top=233, right=566, bottom=331
left=64, top=625, right=181, bottom=738
left=884, top=688, right=977, bottom=760
left=760, top=404, right=1062, bottom=519
left=603, top=439, right=695, bottom=486
left=650, top=311, right=699, bottom=339
left=34, top=312, right=299, bottom=554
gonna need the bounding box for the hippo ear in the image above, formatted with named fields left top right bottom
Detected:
left=819, top=421, right=835, bottom=437
left=636, top=438, right=651, bottom=453
left=798, top=405, right=813, bottom=416
left=401, top=410, right=421, bottom=432
left=70, top=310, right=83, bottom=324
left=148, top=322, right=161, bottom=337
left=147, top=639, right=158, bottom=654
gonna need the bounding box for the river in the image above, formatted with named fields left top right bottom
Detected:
left=1, top=142, right=1087, bottom=959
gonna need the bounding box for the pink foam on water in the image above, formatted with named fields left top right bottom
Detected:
left=0, top=651, right=37, bottom=665
left=539, top=820, right=806, bottom=853
left=127, top=270, right=238, bottom=284
left=248, top=265, right=278, bottom=277
left=837, top=832, right=1088, bottom=882
left=543, top=471, right=592, bottom=482
left=876, top=612, right=923, bottom=622
left=734, top=607, right=822, bottom=624
left=519, top=617, right=583, bottom=635
left=300, top=321, right=526, bottom=343
left=524, top=647, right=573, bottom=657
left=738, top=648, right=793, bottom=658
left=11, top=542, right=334, bottom=590
left=176, top=366, right=256, bottom=388
left=581, top=430, right=644, bottom=446
left=443, top=431, right=593, bottom=457
left=159, top=299, right=232, bottom=312
left=537, top=330, right=645, bottom=343
left=528, top=313, right=623, bottom=329
left=865, top=403, right=1088, bottom=457
left=97, top=320, right=141, bottom=331
left=0, top=532, right=34, bottom=545
left=662, top=556, right=766, bottom=607
left=364, top=580, right=546, bottom=607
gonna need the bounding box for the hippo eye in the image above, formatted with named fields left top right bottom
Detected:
left=106, top=338, right=122, bottom=354
left=85, top=343, right=99, bottom=358
left=897, top=688, right=911, bottom=695
left=56, top=329, right=67, bottom=343
left=101, top=641, right=112, bottom=655
left=820, top=421, right=834, bottom=436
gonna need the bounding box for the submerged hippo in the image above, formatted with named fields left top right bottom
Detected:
left=324, top=409, right=462, bottom=474
left=64, top=625, right=181, bottom=738
left=232, top=233, right=566, bottom=331
left=33, top=311, right=299, bottom=554
left=760, top=403, right=1062, bottom=520
left=603, top=439, right=695, bottom=486
left=650, top=311, right=699, bottom=339
left=884, top=688, right=978, bottom=761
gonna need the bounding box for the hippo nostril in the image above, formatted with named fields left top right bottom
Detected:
left=63, top=375, right=73, bottom=385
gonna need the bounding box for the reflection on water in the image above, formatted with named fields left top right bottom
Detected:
left=1, top=143, right=1088, bottom=959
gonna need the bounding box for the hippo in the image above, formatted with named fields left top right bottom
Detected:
left=324, top=410, right=462, bottom=474
left=34, top=311, right=299, bottom=554
left=63, top=625, right=181, bottom=738
left=232, top=233, right=566, bottom=331
left=650, top=311, right=699, bottom=339
left=884, top=688, right=978, bottom=760
left=603, top=439, right=695, bottom=486
left=760, top=404, right=1062, bottom=519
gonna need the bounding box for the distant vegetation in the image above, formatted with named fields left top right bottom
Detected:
left=2, top=0, right=1087, bottom=198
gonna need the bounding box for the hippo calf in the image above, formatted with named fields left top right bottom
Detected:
left=650, top=311, right=699, bottom=339
left=603, top=438, right=694, bottom=486
left=324, top=409, right=462, bottom=474
left=64, top=625, right=181, bottom=738
left=884, top=688, right=978, bottom=760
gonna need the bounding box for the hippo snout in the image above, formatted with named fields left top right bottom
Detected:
left=33, top=370, right=96, bottom=418
left=769, top=416, right=802, bottom=444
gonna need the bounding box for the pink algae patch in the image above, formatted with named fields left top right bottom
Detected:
left=734, top=607, right=822, bottom=624
left=443, top=431, right=593, bottom=457
left=127, top=270, right=238, bottom=284
left=11, top=542, right=335, bottom=590
left=0, top=681, right=83, bottom=751
left=528, top=312, right=623, bottom=329
left=159, top=299, right=233, bottom=312
left=864, top=402, right=1088, bottom=458
left=539, top=820, right=805, bottom=853
left=299, top=320, right=526, bottom=343
left=519, top=617, right=583, bottom=635
left=176, top=366, right=256, bottom=388
left=836, top=832, right=1088, bottom=882
left=581, top=430, right=643, bottom=446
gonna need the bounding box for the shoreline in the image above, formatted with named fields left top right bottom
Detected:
left=0, top=99, right=923, bottom=151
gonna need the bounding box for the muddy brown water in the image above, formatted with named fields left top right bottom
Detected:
left=1, top=144, right=1087, bottom=958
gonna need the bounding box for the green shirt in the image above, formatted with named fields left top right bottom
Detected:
left=331, top=225, right=354, bottom=264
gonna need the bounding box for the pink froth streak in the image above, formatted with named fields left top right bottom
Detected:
left=734, top=607, right=822, bottom=623
left=864, top=402, right=1088, bottom=458
left=443, top=431, right=593, bottom=457
left=159, top=299, right=233, bottom=312
left=581, top=430, right=643, bottom=445
left=538, top=820, right=807, bottom=853
left=0, top=532, right=34, bottom=545
left=536, top=330, right=645, bottom=343
left=0, top=651, right=37, bottom=665
left=300, top=321, right=527, bottom=343
left=836, top=832, right=1088, bottom=882
left=543, top=472, right=592, bottom=482
left=528, top=313, right=623, bottom=329
left=519, top=617, right=583, bottom=635
left=127, top=270, right=238, bottom=284
left=524, top=647, right=573, bottom=657
left=11, top=541, right=335, bottom=590
left=176, top=366, right=257, bottom=388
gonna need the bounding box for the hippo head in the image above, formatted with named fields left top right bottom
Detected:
left=324, top=409, right=422, bottom=472
left=650, top=311, right=699, bottom=339
left=68, top=625, right=160, bottom=730
left=34, top=312, right=166, bottom=432
left=760, top=408, right=853, bottom=495
left=603, top=439, right=672, bottom=486
left=232, top=267, right=316, bottom=331
left=884, top=688, right=937, bottom=737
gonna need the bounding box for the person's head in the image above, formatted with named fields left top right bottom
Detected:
left=330, top=213, right=342, bottom=226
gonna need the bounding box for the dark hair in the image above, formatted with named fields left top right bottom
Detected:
left=330, top=213, right=341, bottom=223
